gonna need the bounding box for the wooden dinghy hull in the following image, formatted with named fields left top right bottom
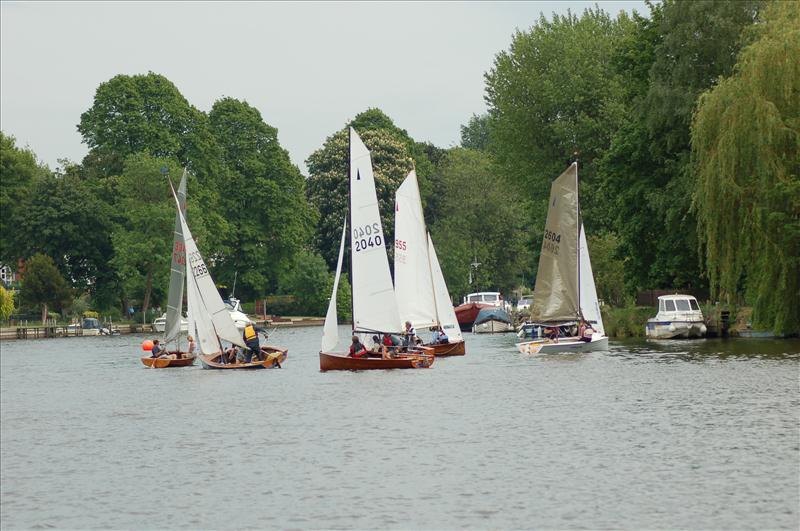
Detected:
left=319, top=349, right=434, bottom=371
left=425, top=340, right=466, bottom=357
left=199, top=346, right=288, bottom=370
left=140, top=353, right=196, bottom=368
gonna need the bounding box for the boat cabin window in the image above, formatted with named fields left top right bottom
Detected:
left=659, top=300, right=665, bottom=312
left=675, top=299, right=690, bottom=311
left=664, top=300, right=676, bottom=312
left=467, top=294, right=481, bottom=303
left=690, top=299, right=700, bottom=311
left=483, top=294, right=498, bottom=302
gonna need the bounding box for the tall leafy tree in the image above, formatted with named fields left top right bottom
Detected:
left=0, top=285, right=14, bottom=321
left=110, top=154, right=183, bottom=318
left=692, top=0, right=800, bottom=334
left=306, top=126, right=414, bottom=269
left=485, top=7, right=634, bottom=233
left=430, top=148, right=531, bottom=301
left=20, top=254, right=72, bottom=323
left=208, top=97, right=315, bottom=298
left=0, top=133, right=49, bottom=265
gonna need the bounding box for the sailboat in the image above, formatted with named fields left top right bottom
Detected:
left=166, top=184, right=287, bottom=370
left=141, top=170, right=194, bottom=368
left=394, top=170, right=466, bottom=356
left=516, top=162, right=609, bottom=354
left=319, top=128, right=435, bottom=371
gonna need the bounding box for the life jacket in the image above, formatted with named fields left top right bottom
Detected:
left=244, top=324, right=257, bottom=341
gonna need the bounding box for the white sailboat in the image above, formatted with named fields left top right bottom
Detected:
left=168, top=186, right=286, bottom=370
left=394, top=170, right=465, bottom=356
left=516, top=162, right=609, bottom=354
left=319, top=128, right=434, bottom=371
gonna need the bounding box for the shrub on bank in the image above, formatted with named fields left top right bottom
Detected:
left=601, top=305, right=653, bottom=338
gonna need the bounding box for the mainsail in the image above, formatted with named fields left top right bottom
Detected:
left=174, top=195, right=246, bottom=355
left=349, top=127, right=403, bottom=334
left=531, top=163, right=581, bottom=322
left=164, top=169, right=187, bottom=345
left=394, top=170, right=437, bottom=329
left=321, top=218, right=347, bottom=352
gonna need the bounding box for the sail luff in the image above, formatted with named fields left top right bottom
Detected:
left=164, top=169, right=188, bottom=345
left=427, top=233, right=463, bottom=342
left=321, top=217, right=347, bottom=352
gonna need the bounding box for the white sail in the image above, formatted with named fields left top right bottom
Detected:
left=394, top=170, right=437, bottom=329
left=321, top=218, right=347, bottom=352
left=164, top=169, right=187, bottom=345
left=531, top=163, right=580, bottom=322
left=579, top=225, right=604, bottom=335
left=427, top=233, right=463, bottom=342
left=186, top=260, right=219, bottom=355
left=349, top=127, right=403, bottom=334
left=175, top=199, right=247, bottom=351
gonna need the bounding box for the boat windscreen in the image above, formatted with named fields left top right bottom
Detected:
left=690, top=299, right=700, bottom=311
left=665, top=300, right=676, bottom=311
left=676, top=300, right=691, bottom=311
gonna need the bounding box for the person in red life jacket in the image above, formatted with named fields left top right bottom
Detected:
left=349, top=335, right=367, bottom=358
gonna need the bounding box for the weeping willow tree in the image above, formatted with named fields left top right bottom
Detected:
left=692, top=1, right=800, bottom=334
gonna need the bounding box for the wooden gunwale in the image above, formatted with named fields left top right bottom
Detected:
left=319, top=347, right=434, bottom=371
left=199, top=345, right=288, bottom=370
left=424, top=339, right=466, bottom=357
left=140, top=352, right=196, bottom=368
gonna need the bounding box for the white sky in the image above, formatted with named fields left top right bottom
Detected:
left=1, top=1, right=647, bottom=174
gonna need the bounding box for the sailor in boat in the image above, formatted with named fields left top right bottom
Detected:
left=382, top=333, right=398, bottom=358
left=349, top=335, right=368, bottom=358
left=544, top=326, right=559, bottom=343
left=187, top=335, right=196, bottom=357
left=150, top=339, right=165, bottom=358
left=431, top=326, right=449, bottom=345
left=242, top=323, right=264, bottom=363
left=402, top=321, right=419, bottom=349
left=578, top=320, right=595, bottom=342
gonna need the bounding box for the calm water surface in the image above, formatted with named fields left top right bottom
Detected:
left=1, top=328, right=798, bottom=530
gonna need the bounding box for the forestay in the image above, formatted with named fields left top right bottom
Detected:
left=394, top=170, right=437, bottom=329
left=321, top=218, right=347, bottom=352
left=349, top=127, right=403, bottom=334
left=174, top=197, right=246, bottom=355
left=531, top=163, right=580, bottom=322
left=164, top=169, right=187, bottom=345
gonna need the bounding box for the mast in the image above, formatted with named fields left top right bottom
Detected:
left=575, top=160, right=583, bottom=321
left=348, top=126, right=354, bottom=333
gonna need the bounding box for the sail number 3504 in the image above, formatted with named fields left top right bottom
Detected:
left=353, top=223, right=383, bottom=252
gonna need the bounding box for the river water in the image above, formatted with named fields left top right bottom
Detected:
left=1, top=328, right=798, bottom=530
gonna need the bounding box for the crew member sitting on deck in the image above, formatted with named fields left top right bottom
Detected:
left=431, top=326, right=449, bottom=344
left=349, top=335, right=367, bottom=358
left=544, top=327, right=559, bottom=343
left=578, top=320, right=595, bottom=342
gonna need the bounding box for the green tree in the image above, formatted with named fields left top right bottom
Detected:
left=430, top=148, right=531, bottom=300
left=279, top=250, right=334, bottom=316
left=110, top=154, right=183, bottom=318
left=587, top=232, right=629, bottom=307
left=485, top=7, right=634, bottom=232
left=208, top=97, right=315, bottom=298
left=306, top=126, right=413, bottom=269
left=21, top=254, right=72, bottom=323
left=460, top=114, right=491, bottom=151
left=692, top=0, right=800, bottom=334
left=0, top=132, right=49, bottom=265
left=0, top=285, right=13, bottom=321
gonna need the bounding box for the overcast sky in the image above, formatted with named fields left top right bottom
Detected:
left=1, top=1, right=648, bottom=174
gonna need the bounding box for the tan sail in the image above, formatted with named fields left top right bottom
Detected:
left=531, top=163, right=580, bottom=322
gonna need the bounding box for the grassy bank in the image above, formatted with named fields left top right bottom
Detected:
left=601, top=305, right=654, bottom=338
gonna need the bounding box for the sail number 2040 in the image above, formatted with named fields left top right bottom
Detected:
left=353, top=223, right=383, bottom=252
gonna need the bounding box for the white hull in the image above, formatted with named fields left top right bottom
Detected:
left=516, top=335, right=608, bottom=354
left=473, top=320, right=515, bottom=334
left=646, top=321, right=707, bottom=339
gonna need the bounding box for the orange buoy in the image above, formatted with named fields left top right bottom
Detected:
left=141, top=339, right=154, bottom=351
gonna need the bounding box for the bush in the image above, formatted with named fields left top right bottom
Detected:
left=601, top=305, right=653, bottom=338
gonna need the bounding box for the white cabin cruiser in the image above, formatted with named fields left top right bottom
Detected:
left=152, top=313, right=189, bottom=334
left=646, top=295, right=707, bottom=339
left=224, top=297, right=253, bottom=331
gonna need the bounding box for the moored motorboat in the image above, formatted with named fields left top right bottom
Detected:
left=472, top=307, right=515, bottom=334
left=455, top=302, right=490, bottom=331
left=645, top=294, right=707, bottom=339
left=318, top=128, right=435, bottom=372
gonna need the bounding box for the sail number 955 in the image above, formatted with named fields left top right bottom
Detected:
left=353, top=223, right=383, bottom=252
